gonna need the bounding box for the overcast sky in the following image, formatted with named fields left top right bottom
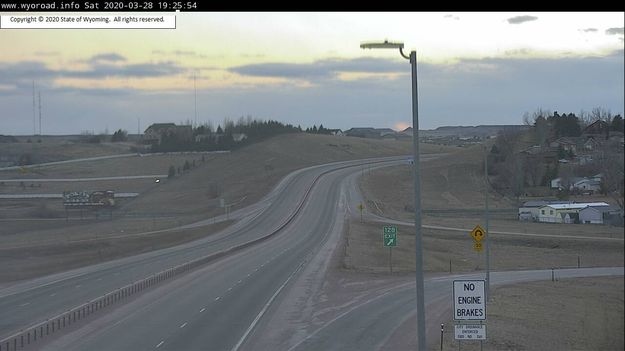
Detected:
left=0, top=12, right=623, bottom=135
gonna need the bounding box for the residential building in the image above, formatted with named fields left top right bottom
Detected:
left=144, top=123, right=193, bottom=145
left=537, top=202, right=609, bottom=223
left=579, top=206, right=622, bottom=225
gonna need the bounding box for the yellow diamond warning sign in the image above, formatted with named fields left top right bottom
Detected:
left=470, top=225, right=485, bottom=242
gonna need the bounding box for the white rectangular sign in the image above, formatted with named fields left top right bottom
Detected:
left=453, top=280, right=486, bottom=320
left=454, top=324, right=486, bottom=340
left=1, top=15, right=176, bottom=29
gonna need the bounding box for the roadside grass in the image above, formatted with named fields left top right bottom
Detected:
left=1, top=133, right=457, bottom=282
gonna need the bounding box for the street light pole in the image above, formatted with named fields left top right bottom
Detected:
left=361, top=40, right=426, bottom=350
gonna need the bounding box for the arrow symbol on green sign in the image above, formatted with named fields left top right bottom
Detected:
left=386, top=238, right=395, bottom=246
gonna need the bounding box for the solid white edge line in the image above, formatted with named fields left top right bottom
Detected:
left=230, top=261, right=305, bottom=351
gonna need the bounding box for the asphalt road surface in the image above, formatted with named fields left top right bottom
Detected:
left=3, top=156, right=622, bottom=351
left=0, top=156, right=406, bottom=348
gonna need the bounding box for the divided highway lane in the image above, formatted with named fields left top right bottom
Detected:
left=289, top=267, right=625, bottom=351
left=43, top=157, right=402, bottom=350
left=0, top=156, right=407, bottom=341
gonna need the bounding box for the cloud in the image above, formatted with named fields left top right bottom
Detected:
left=0, top=59, right=186, bottom=91
left=229, top=57, right=406, bottom=80
left=33, top=51, right=60, bottom=56
left=89, top=53, right=127, bottom=63
left=580, top=28, right=598, bottom=33
left=152, top=49, right=208, bottom=58
left=606, top=27, right=624, bottom=35
left=507, top=15, right=538, bottom=25
left=68, top=61, right=184, bottom=78
left=2, top=50, right=622, bottom=135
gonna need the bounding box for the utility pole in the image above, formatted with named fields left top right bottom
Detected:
left=194, top=72, right=197, bottom=127
left=32, top=81, right=36, bottom=135
left=38, top=91, right=42, bottom=135
left=360, top=39, right=426, bottom=351
left=484, top=144, right=491, bottom=300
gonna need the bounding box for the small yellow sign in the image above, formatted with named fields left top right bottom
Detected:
left=470, top=225, right=486, bottom=242
left=473, top=242, right=483, bottom=252
left=357, top=203, right=365, bottom=211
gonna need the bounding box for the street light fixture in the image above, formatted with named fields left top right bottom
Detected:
left=361, top=40, right=426, bottom=350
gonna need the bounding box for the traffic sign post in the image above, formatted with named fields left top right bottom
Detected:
left=470, top=225, right=485, bottom=242
left=357, top=203, right=365, bottom=222
left=453, top=280, right=487, bottom=346
left=473, top=242, right=483, bottom=252
left=453, top=280, right=486, bottom=321
left=454, top=323, right=486, bottom=340
left=383, top=226, right=397, bottom=273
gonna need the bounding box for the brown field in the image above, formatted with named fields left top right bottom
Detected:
left=437, top=277, right=624, bottom=351
left=353, top=144, right=624, bottom=351
left=0, top=134, right=460, bottom=282
left=0, top=135, right=136, bottom=165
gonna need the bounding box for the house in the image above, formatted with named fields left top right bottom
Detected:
left=579, top=206, right=621, bottom=225
left=550, top=177, right=584, bottom=190
left=582, top=120, right=610, bottom=140
left=583, top=137, right=600, bottom=151
left=537, top=202, right=609, bottom=223
left=549, top=137, right=578, bottom=154
left=232, top=133, right=247, bottom=142
left=572, top=178, right=601, bottom=194
left=519, top=200, right=569, bottom=221
left=344, top=128, right=398, bottom=139
left=575, top=154, right=594, bottom=165
left=144, top=123, right=193, bottom=145
left=377, top=128, right=397, bottom=138
left=327, top=129, right=343, bottom=136
left=195, top=134, right=212, bottom=143
left=344, top=128, right=378, bottom=138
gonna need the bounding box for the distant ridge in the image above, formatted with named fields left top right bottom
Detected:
left=420, top=125, right=529, bottom=138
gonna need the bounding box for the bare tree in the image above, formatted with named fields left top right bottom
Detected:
left=596, top=147, right=624, bottom=209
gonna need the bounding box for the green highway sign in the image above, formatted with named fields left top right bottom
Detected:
left=383, top=225, right=397, bottom=247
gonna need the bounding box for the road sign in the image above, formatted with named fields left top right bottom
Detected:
left=383, top=235, right=397, bottom=247
left=454, top=324, right=486, bottom=340
left=470, top=225, right=485, bottom=242
left=453, top=280, right=486, bottom=321
left=383, top=226, right=397, bottom=247
left=473, top=242, right=483, bottom=252
left=383, top=225, right=397, bottom=235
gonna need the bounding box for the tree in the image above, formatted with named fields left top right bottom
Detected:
left=549, top=112, right=581, bottom=137
left=111, top=129, right=128, bottom=142
left=611, top=115, right=624, bottom=132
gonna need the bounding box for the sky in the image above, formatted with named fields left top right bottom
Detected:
left=0, top=12, right=623, bottom=135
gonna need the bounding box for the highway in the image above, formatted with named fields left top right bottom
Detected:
left=37, top=157, right=408, bottom=351
left=287, top=267, right=624, bottom=351
left=0, top=156, right=407, bottom=349
left=2, top=155, right=622, bottom=351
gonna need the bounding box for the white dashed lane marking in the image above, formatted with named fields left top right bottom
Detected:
left=156, top=341, right=164, bottom=348
left=179, top=322, right=187, bottom=329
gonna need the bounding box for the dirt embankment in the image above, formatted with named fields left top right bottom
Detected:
left=2, top=134, right=447, bottom=282
left=349, top=144, right=624, bottom=351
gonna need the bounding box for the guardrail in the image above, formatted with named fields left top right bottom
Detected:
left=0, top=157, right=404, bottom=350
